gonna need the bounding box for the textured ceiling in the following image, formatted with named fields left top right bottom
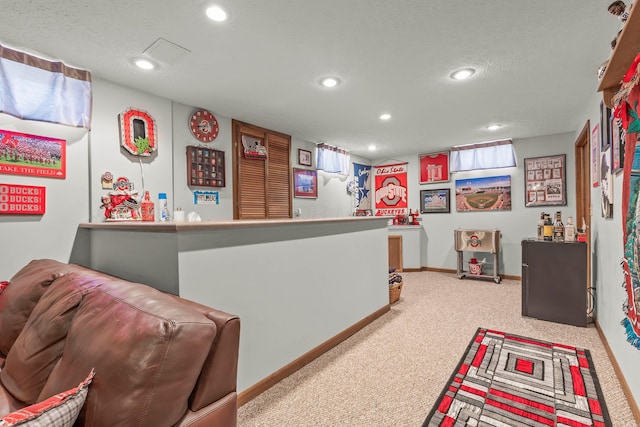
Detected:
left=0, top=1, right=620, bottom=158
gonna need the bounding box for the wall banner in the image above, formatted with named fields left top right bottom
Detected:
left=353, top=163, right=371, bottom=210
left=0, top=183, right=46, bottom=215
left=374, top=163, right=408, bottom=216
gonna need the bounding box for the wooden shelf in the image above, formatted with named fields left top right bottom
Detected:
left=598, top=5, right=640, bottom=108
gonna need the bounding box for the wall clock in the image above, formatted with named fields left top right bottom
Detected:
left=189, top=109, right=219, bottom=143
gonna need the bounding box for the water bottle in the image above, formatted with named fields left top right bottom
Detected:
left=158, top=193, right=170, bottom=221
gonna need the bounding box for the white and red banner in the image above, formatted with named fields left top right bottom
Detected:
left=374, top=163, right=408, bottom=216
left=0, top=183, right=46, bottom=215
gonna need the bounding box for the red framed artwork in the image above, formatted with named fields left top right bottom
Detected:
left=0, top=130, right=66, bottom=179
left=0, top=183, right=46, bottom=215
left=293, top=168, right=317, bottom=198
left=119, top=108, right=157, bottom=156
left=419, top=151, right=449, bottom=184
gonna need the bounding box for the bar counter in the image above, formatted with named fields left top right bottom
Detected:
left=71, top=216, right=390, bottom=394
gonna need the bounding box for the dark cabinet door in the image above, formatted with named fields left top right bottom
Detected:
left=521, top=240, right=587, bottom=327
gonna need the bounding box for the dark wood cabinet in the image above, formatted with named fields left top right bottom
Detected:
left=521, top=239, right=588, bottom=327
left=186, top=146, right=225, bottom=187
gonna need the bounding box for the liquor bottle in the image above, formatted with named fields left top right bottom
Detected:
left=565, top=216, right=576, bottom=242
left=537, top=212, right=545, bottom=240
left=553, top=211, right=564, bottom=242
left=141, top=191, right=154, bottom=222
left=543, top=214, right=553, bottom=241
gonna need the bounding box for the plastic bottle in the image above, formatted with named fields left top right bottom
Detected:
left=141, top=191, right=154, bottom=222
left=158, top=193, right=170, bottom=222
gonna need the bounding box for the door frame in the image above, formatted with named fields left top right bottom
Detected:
left=574, top=120, right=592, bottom=311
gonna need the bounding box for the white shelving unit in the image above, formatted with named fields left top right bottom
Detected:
left=454, top=228, right=502, bottom=284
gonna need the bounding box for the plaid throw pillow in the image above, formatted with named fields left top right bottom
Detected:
left=0, top=369, right=94, bottom=427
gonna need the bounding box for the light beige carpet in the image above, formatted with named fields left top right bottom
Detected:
left=238, top=271, right=637, bottom=426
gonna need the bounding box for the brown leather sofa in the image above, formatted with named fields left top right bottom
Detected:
left=0, top=259, right=240, bottom=426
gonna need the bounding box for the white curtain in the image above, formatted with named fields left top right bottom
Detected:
left=316, top=143, right=350, bottom=174
left=450, top=139, right=516, bottom=172
left=0, top=43, right=92, bottom=129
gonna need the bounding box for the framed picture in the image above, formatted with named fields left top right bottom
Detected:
left=420, top=188, right=450, bottom=213
left=600, top=101, right=611, bottom=150
left=293, top=168, right=317, bottom=198
left=592, top=125, right=600, bottom=188
left=419, top=151, right=449, bottom=184
left=611, top=115, right=625, bottom=174
left=601, top=145, right=613, bottom=218
left=455, top=176, right=511, bottom=212
left=0, top=129, right=66, bottom=179
left=524, top=154, right=566, bottom=207
left=298, top=149, right=312, bottom=166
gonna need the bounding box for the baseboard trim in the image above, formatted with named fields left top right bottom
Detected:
left=420, top=267, right=520, bottom=281
left=237, top=304, right=390, bottom=407
left=595, top=320, right=640, bottom=424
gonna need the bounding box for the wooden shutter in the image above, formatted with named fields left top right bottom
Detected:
left=233, top=120, right=291, bottom=219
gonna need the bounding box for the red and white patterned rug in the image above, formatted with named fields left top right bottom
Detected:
left=422, top=328, right=611, bottom=427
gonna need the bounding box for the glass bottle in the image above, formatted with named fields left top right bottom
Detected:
left=543, top=214, right=553, bottom=241
left=553, top=211, right=564, bottom=242
left=141, top=191, right=154, bottom=222
left=537, top=212, right=545, bottom=240
left=565, top=216, right=576, bottom=242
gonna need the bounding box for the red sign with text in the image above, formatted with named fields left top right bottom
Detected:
left=0, top=183, right=46, bottom=215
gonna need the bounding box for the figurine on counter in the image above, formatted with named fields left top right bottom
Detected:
left=608, top=1, right=632, bottom=22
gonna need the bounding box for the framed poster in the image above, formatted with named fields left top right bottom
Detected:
left=419, top=151, right=449, bottom=184
left=298, top=149, right=312, bottom=166
left=0, top=130, right=66, bottom=179
left=455, top=175, right=511, bottom=212
left=293, top=168, right=317, bottom=198
left=420, top=188, right=450, bottom=213
left=601, top=145, right=613, bottom=218
left=611, top=115, right=625, bottom=174
left=592, top=124, right=600, bottom=188
left=600, top=101, right=611, bottom=150
left=524, top=154, right=566, bottom=207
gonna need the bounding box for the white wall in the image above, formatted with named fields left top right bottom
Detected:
left=0, top=115, right=90, bottom=277
left=579, top=91, right=640, bottom=408
left=373, top=132, right=577, bottom=277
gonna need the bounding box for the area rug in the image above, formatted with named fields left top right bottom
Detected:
left=422, top=328, right=611, bottom=427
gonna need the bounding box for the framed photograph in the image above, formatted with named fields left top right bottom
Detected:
left=298, top=149, right=312, bottom=166
left=420, top=188, right=450, bottom=213
left=0, top=129, right=66, bottom=179
left=455, top=176, right=511, bottom=212
left=600, top=101, right=611, bottom=150
left=524, top=154, right=566, bottom=207
left=600, top=145, right=613, bottom=218
left=611, top=114, right=625, bottom=174
left=592, top=124, right=600, bottom=188
left=293, top=168, right=317, bottom=198
left=419, top=151, right=449, bottom=184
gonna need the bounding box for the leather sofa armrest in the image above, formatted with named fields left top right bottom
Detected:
left=170, top=296, right=240, bottom=411
left=175, top=392, right=237, bottom=427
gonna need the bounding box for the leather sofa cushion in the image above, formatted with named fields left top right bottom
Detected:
left=0, top=275, right=84, bottom=404
left=0, top=259, right=95, bottom=357
left=37, top=273, right=218, bottom=427
left=0, top=260, right=65, bottom=356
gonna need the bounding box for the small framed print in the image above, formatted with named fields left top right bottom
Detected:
left=293, top=168, right=317, bottom=198
left=298, top=149, right=312, bottom=166
left=420, top=188, right=450, bottom=213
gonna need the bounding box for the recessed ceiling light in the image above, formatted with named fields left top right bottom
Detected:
left=206, top=5, right=228, bottom=22
left=134, top=58, right=156, bottom=70
left=320, top=77, right=341, bottom=88
left=486, top=124, right=503, bottom=130
left=368, top=145, right=377, bottom=151
left=450, top=68, right=476, bottom=80
left=379, top=113, right=391, bottom=120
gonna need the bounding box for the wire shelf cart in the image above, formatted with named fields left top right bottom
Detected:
left=454, top=228, right=501, bottom=283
